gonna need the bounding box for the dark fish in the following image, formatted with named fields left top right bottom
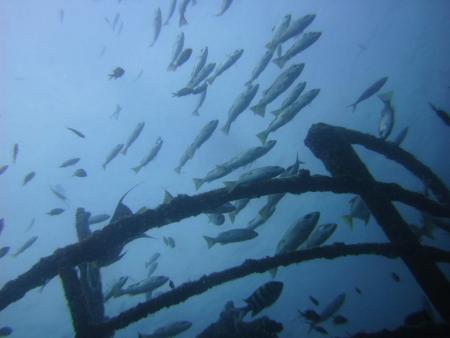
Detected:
left=0, top=218, right=4, bottom=236
left=149, top=8, right=162, bottom=47
left=169, top=280, right=175, bottom=289
left=72, top=168, right=87, bottom=177
left=298, top=309, right=321, bottom=322
left=99, top=45, right=107, bottom=58
left=0, top=326, right=13, bottom=336
left=203, top=228, right=257, bottom=249
left=49, top=185, right=69, bottom=205
left=347, top=76, right=388, bottom=112
left=0, top=246, right=10, bottom=259
left=110, top=104, right=122, bottom=119
left=309, top=296, right=319, bottom=306
left=59, top=157, right=80, bottom=168
left=216, top=0, right=233, bottom=16
left=429, top=102, right=450, bottom=126
left=170, top=48, right=192, bottom=71
left=12, top=143, right=18, bottom=163
left=112, top=12, right=120, bottom=31
left=163, top=236, right=176, bottom=248
left=26, top=218, right=35, bottom=232
left=391, top=272, right=400, bottom=282
left=109, top=67, right=125, bottom=80
left=13, top=236, right=38, bottom=257
left=66, top=127, right=85, bottom=138
left=333, top=314, right=349, bottom=325
left=172, top=87, right=194, bottom=97
left=243, top=281, right=283, bottom=317
left=47, top=208, right=65, bottom=216
left=205, top=202, right=236, bottom=214
left=392, top=127, right=408, bottom=146
left=207, top=213, right=225, bottom=226
left=163, top=0, right=177, bottom=26
left=0, top=165, right=8, bottom=176
left=355, top=287, right=362, bottom=295
left=23, top=171, right=36, bottom=186
left=313, top=325, right=328, bottom=335
left=179, top=0, right=191, bottom=26
left=207, top=49, right=244, bottom=85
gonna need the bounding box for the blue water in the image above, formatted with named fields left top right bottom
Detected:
left=0, top=0, right=449, bottom=337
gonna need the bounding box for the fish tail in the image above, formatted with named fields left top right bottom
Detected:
left=341, top=215, right=353, bottom=230
left=192, top=109, right=200, bottom=116
left=167, top=63, right=174, bottom=71
left=346, top=103, right=357, bottom=112
left=193, top=178, right=204, bottom=190
left=174, top=166, right=181, bottom=175
left=265, top=41, right=275, bottom=50
left=228, top=211, right=236, bottom=223
left=179, top=15, right=188, bottom=27
left=131, top=166, right=141, bottom=174
left=251, top=104, right=266, bottom=117
left=256, top=130, right=268, bottom=144
left=203, top=236, right=216, bottom=249
left=272, top=56, right=286, bottom=69
left=221, top=123, right=230, bottom=135
left=102, top=164, right=107, bottom=170
left=163, top=190, right=174, bottom=204
left=269, top=268, right=278, bottom=278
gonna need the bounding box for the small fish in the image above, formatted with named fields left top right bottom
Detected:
left=309, top=296, right=319, bottom=306
left=163, top=0, right=177, bottom=26
left=138, top=321, right=192, bottom=338
left=265, top=14, right=291, bottom=52
left=347, top=76, right=388, bottom=112
left=207, top=213, right=225, bottom=226
left=13, top=236, right=38, bottom=257
left=0, top=165, right=8, bottom=176
left=116, top=22, right=124, bottom=36
left=163, top=236, right=176, bottom=248
left=150, top=8, right=162, bottom=47
left=170, top=48, right=192, bottom=72
left=429, top=102, right=450, bottom=126
left=304, top=223, right=337, bottom=249
left=112, top=12, right=120, bottom=31
left=12, top=143, right=19, bottom=163
left=168, top=32, right=185, bottom=71
left=333, top=314, right=349, bottom=325
left=145, top=252, right=161, bottom=267
left=313, top=325, right=328, bottom=335
left=378, top=91, right=395, bottom=139
left=49, top=185, right=68, bottom=205
left=47, top=208, right=65, bottom=216
left=319, top=293, right=346, bottom=322
left=102, top=143, right=124, bottom=169
left=108, top=67, right=125, bottom=80
left=132, top=137, right=163, bottom=173
left=391, top=272, right=400, bottom=282
left=172, top=87, right=194, bottom=97
left=245, top=49, right=274, bottom=86
left=192, top=83, right=208, bottom=116
left=273, top=32, right=322, bottom=69
left=110, top=104, right=122, bottom=119
left=115, top=276, right=169, bottom=298
left=72, top=168, right=87, bottom=177
left=266, top=14, right=316, bottom=51
left=342, top=196, right=370, bottom=229
left=104, top=276, right=128, bottom=302
left=269, top=81, right=307, bottom=117
left=204, top=228, right=257, bottom=249
left=59, top=157, right=80, bottom=168
left=99, top=45, right=107, bottom=58
left=26, top=218, right=35, bottom=232
left=0, top=218, right=4, bottom=237
left=187, top=62, right=216, bottom=89
left=87, top=214, right=110, bottom=225
left=190, top=47, right=209, bottom=83
left=222, top=84, right=259, bottom=134
left=147, top=261, right=158, bottom=277
left=0, top=246, right=9, bottom=259
left=223, top=166, right=284, bottom=193
left=276, top=44, right=282, bottom=58
left=59, top=9, right=64, bottom=23
left=135, top=69, right=144, bottom=81
left=355, top=287, right=362, bottom=294
left=298, top=309, right=321, bottom=322
left=207, top=49, right=244, bottom=85
left=23, top=171, right=36, bottom=186
left=66, top=127, right=85, bottom=138
left=247, top=205, right=275, bottom=230
left=122, top=122, right=145, bottom=155
left=0, top=326, right=13, bottom=336
left=216, top=0, right=233, bottom=16
left=241, top=281, right=284, bottom=318
left=179, top=0, right=191, bottom=26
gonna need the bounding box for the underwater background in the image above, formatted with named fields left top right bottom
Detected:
left=1, top=0, right=449, bottom=337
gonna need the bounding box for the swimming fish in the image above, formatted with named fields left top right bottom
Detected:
left=207, top=49, right=243, bottom=85
left=223, top=166, right=284, bottom=193
left=170, top=48, right=192, bottom=71
left=150, top=8, right=162, bottom=47
left=146, top=261, right=158, bottom=277
left=102, top=143, right=124, bottom=169
left=132, top=137, right=163, bottom=173
left=228, top=198, right=250, bottom=223
left=23, top=172, right=36, bottom=186
left=104, top=276, right=129, bottom=302
left=187, top=62, right=216, bottom=89
left=0, top=326, right=13, bottom=336
left=108, top=67, right=125, bottom=80
left=342, top=195, right=370, bottom=229
left=269, top=81, right=306, bottom=117
left=319, top=292, right=346, bottom=322
left=66, top=127, right=85, bottom=138
left=192, top=83, right=208, bottom=116
left=12, top=143, right=18, bottom=164
left=138, top=320, right=192, bottom=338
left=72, top=168, right=87, bottom=177
left=163, top=0, right=177, bottom=26
left=265, top=14, right=291, bottom=52
left=168, top=32, right=185, bottom=71
left=190, top=47, right=209, bottom=83
left=273, top=32, right=322, bottom=69
left=429, top=102, right=450, bottom=126
left=304, top=223, right=337, bottom=249
left=247, top=205, right=275, bottom=230
left=112, top=12, right=120, bottom=31
left=110, top=104, right=122, bottom=120
left=378, top=91, right=395, bottom=139
left=26, top=218, right=35, bottom=232
left=266, top=14, right=316, bottom=51
left=59, top=9, right=64, bottom=23
left=204, top=228, right=257, bottom=249
left=391, top=272, right=400, bottom=282
left=59, top=158, right=80, bottom=168
left=207, top=213, right=225, bottom=226
left=49, top=185, right=68, bottom=205
left=179, top=0, right=191, bottom=27
left=309, top=296, right=320, bottom=306
left=333, top=314, right=349, bottom=325
left=347, top=76, right=388, bottom=112
left=114, top=276, right=169, bottom=298
left=163, top=236, right=176, bottom=248
left=245, top=49, right=274, bottom=87
left=0, top=165, right=8, bottom=176
left=216, top=0, right=233, bottom=16
left=0, top=246, right=9, bottom=259
left=47, top=208, right=65, bottom=216
left=13, top=236, right=38, bottom=257
left=145, top=252, right=161, bottom=268
left=241, top=281, right=284, bottom=318
left=122, top=122, right=145, bottom=155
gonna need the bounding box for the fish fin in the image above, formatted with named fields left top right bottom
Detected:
left=223, top=181, right=237, bottom=193
left=221, top=123, right=230, bottom=135
left=341, top=215, right=353, bottom=230
left=346, top=103, right=357, bottom=112
left=378, top=91, right=393, bottom=103
left=102, top=164, right=107, bottom=170
left=271, top=108, right=282, bottom=117
left=167, top=63, right=174, bottom=71
left=272, top=57, right=286, bottom=69
left=228, top=212, right=236, bottom=223
left=203, top=236, right=216, bottom=249
left=192, top=109, right=200, bottom=116
left=164, top=190, right=174, bottom=204
left=256, top=131, right=268, bottom=144
left=174, top=167, right=181, bottom=175
left=251, top=104, right=266, bottom=117
left=193, top=178, right=204, bottom=190
left=131, top=166, right=140, bottom=174
left=269, top=268, right=278, bottom=278
left=207, top=76, right=215, bottom=85
left=179, top=16, right=188, bottom=26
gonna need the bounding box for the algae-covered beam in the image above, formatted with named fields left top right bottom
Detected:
left=90, top=243, right=450, bottom=336
left=0, top=175, right=448, bottom=312
left=346, top=323, right=450, bottom=338
left=305, top=123, right=450, bottom=322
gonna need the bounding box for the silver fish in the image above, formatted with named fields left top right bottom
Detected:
left=0, top=165, right=8, bottom=176
left=271, top=211, right=319, bottom=276
left=12, top=143, right=18, bottom=164
left=207, top=49, right=243, bottom=85
left=145, top=252, right=161, bottom=267
left=138, top=321, right=192, bottom=338
left=245, top=49, right=274, bottom=86
left=87, top=214, right=110, bottom=225
left=272, top=32, right=321, bottom=69
left=168, top=32, right=185, bottom=71
left=102, top=143, right=124, bottom=169
left=116, top=22, right=124, bottom=36
left=192, top=84, right=208, bottom=116
left=392, top=127, right=408, bottom=146
left=59, top=157, right=80, bottom=168
left=122, top=122, right=145, bottom=155
left=193, top=165, right=231, bottom=190
left=304, top=223, right=337, bottom=249
left=342, top=196, right=370, bottom=229
left=49, top=185, right=68, bottom=205
left=104, top=276, right=128, bottom=302
left=257, top=88, right=320, bottom=144
left=187, top=62, right=216, bottom=88
left=179, top=0, right=191, bottom=27
left=72, top=168, right=87, bottom=177
left=222, top=84, right=259, bottom=134
left=347, top=76, right=388, bottom=112
left=163, top=0, right=177, bottom=26
left=190, top=47, right=208, bottom=83
left=221, top=140, right=277, bottom=171
left=13, top=236, right=38, bottom=257
left=150, top=8, right=162, bottom=47
left=110, top=104, right=122, bottom=120
left=265, top=14, right=291, bottom=52
left=223, top=166, right=284, bottom=193
left=114, top=276, right=168, bottom=297
left=276, top=44, right=282, bottom=58
left=112, top=13, right=120, bottom=31
left=204, top=228, right=257, bottom=249
left=378, top=91, right=395, bottom=139
left=175, top=119, right=218, bottom=174
left=132, top=137, right=163, bottom=173
left=319, top=293, right=346, bottom=322
left=170, top=48, right=192, bottom=72
left=47, top=208, right=65, bottom=216
left=266, top=14, right=316, bottom=50
left=251, top=63, right=304, bottom=117
left=216, top=0, right=233, bottom=16
left=23, top=171, right=36, bottom=186
left=269, top=81, right=306, bottom=117
left=228, top=198, right=250, bottom=223
left=163, top=236, right=176, bottom=248
left=147, top=261, right=159, bottom=277
left=247, top=205, right=275, bottom=230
